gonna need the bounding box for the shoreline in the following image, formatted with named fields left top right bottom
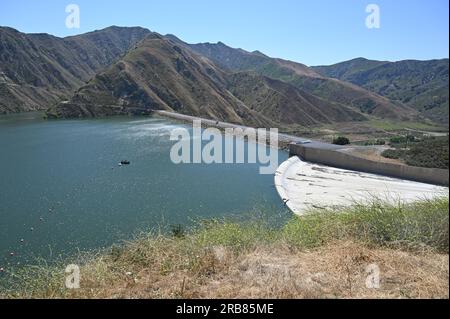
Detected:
left=152, top=110, right=316, bottom=150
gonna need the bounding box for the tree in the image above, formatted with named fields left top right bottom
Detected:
left=332, top=136, right=350, bottom=145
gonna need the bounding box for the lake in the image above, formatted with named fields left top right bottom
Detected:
left=0, top=112, right=288, bottom=268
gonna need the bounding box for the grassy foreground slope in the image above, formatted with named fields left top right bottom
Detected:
left=2, top=197, right=448, bottom=299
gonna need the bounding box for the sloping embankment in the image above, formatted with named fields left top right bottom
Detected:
left=289, top=143, right=449, bottom=186
left=275, top=156, right=448, bottom=215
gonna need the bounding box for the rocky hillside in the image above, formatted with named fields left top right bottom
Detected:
left=47, top=34, right=276, bottom=127
left=226, top=72, right=366, bottom=126
left=0, top=26, right=150, bottom=113
left=48, top=34, right=375, bottom=127
left=313, top=58, right=449, bottom=123
left=172, top=37, right=416, bottom=121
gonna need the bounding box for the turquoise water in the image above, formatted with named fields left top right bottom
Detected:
left=0, top=113, right=288, bottom=268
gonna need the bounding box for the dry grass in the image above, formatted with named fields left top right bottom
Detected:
left=1, top=197, right=448, bottom=299
left=339, top=147, right=404, bottom=165
left=74, top=241, right=448, bottom=299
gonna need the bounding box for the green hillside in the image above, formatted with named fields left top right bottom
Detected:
left=313, top=58, right=449, bottom=124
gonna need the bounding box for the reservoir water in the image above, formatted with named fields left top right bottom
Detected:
left=0, top=113, right=288, bottom=268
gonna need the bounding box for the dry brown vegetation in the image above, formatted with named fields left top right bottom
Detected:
left=1, top=197, right=448, bottom=299
left=62, top=241, right=448, bottom=299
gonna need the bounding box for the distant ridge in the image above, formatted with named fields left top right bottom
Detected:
left=177, top=39, right=417, bottom=121
left=1, top=26, right=439, bottom=128
left=313, top=58, right=449, bottom=123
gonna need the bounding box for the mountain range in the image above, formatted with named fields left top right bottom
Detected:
left=0, top=26, right=149, bottom=113
left=313, top=58, right=449, bottom=123
left=1, top=26, right=447, bottom=128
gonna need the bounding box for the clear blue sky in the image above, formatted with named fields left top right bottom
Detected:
left=0, top=0, right=448, bottom=65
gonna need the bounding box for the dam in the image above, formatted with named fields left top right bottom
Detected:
left=276, top=149, right=448, bottom=215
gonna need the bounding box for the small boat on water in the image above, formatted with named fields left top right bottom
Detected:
left=120, top=160, right=131, bottom=165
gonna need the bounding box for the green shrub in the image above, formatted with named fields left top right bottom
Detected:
left=382, top=149, right=404, bottom=159
left=366, top=139, right=386, bottom=146
left=332, top=136, right=350, bottom=145
left=389, top=135, right=416, bottom=145
left=383, top=136, right=448, bottom=169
